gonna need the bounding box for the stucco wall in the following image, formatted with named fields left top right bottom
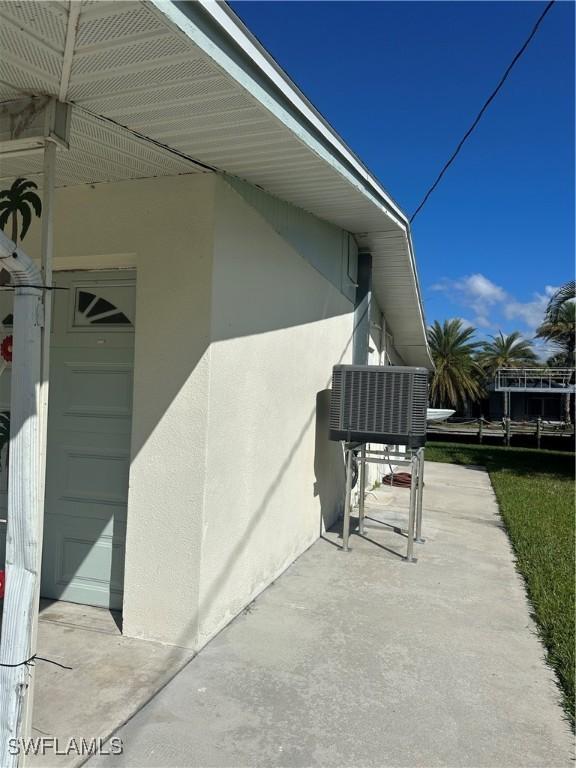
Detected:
left=24, top=173, right=217, bottom=646
left=18, top=172, right=356, bottom=649
left=197, top=178, right=354, bottom=647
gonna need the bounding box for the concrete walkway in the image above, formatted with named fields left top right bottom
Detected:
left=90, top=462, right=573, bottom=768
left=29, top=601, right=193, bottom=768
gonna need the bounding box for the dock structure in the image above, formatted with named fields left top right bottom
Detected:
left=494, top=368, right=575, bottom=394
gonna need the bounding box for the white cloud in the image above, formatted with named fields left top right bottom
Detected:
left=429, top=274, right=558, bottom=337
left=473, top=314, right=493, bottom=329
left=460, top=274, right=507, bottom=304
left=431, top=274, right=506, bottom=304
left=504, top=285, right=559, bottom=333
left=431, top=273, right=507, bottom=328
left=453, top=316, right=474, bottom=330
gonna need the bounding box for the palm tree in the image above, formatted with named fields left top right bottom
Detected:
left=0, top=177, right=42, bottom=244
left=542, top=281, right=575, bottom=325
left=536, top=282, right=576, bottom=423
left=427, top=319, right=484, bottom=410
left=536, top=285, right=575, bottom=368
left=478, top=331, right=538, bottom=373
left=478, top=331, right=538, bottom=419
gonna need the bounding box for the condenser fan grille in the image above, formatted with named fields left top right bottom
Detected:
left=329, top=365, right=428, bottom=447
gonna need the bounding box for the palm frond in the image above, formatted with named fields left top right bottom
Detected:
left=19, top=191, right=42, bottom=218
left=477, top=331, right=537, bottom=374
left=0, top=209, right=11, bottom=232
left=537, top=301, right=576, bottom=367
left=17, top=202, right=32, bottom=241
left=545, top=281, right=575, bottom=324
left=427, top=319, right=484, bottom=409
left=11, top=178, right=38, bottom=195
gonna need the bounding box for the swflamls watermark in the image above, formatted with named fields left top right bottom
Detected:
left=8, top=736, right=123, bottom=757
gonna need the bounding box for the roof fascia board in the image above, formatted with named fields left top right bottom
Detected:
left=150, top=1, right=406, bottom=231
left=150, top=0, right=431, bottom=367
left=198, top=0, right=408, bottom=222
left=404, top=230, right=429, bottom=360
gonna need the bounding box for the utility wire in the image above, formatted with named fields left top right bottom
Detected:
left=410, top=0, right=556, bottom=224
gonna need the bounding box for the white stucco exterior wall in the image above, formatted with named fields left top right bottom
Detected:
left=21, top=172, right=357, bottom=649
left=196, top=178, right=354, bottom=647
left=24, top=173, right=217, bottom=646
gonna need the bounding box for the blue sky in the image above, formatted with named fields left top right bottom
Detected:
left=230, top=1, right=575, bottom=353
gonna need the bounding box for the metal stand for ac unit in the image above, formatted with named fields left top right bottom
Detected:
left=342, top=444, right=425, bottom=562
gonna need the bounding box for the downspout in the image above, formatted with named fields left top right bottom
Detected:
left=351, top=252, right=372, bottom=505
left=381, top=313, right=386, bottom=365
left=0, top=231, right=43, bottom=768
left=352, top=253, right=372, bottom=365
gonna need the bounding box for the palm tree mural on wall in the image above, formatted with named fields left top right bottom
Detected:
left=0, top=177, right=42, bottom=457
left=0, top=177, right=42, bottom=245
left=427, top=319, right=484, bottom=409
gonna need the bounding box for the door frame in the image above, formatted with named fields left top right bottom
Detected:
left=43, top=265, right=138, bottom=614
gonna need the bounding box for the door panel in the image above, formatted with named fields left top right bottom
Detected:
left=41, top=270, right=135, bottom=610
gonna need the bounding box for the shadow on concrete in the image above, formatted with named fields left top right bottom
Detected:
left=364, top=515, right=407, bottom=538
left=314, top=388, right=345, bottom=536
left=356, top=533, right=406, bottom=561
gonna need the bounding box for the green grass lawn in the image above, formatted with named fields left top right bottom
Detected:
left=426, top=442, right=575, bottom=726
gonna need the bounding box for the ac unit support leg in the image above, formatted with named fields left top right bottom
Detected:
left=415, top=447, right=426, bottom=544
left=358, top=444, right=366, bottom=535
left=405, top=452, right=418, bottom=563
left=342, top=447, right=353, bottom=552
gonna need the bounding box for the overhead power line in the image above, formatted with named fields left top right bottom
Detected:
left=410, top=0, right=556, bottom=224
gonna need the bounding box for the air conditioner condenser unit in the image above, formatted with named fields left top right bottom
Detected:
left=329, top=364, right=429, bottom=447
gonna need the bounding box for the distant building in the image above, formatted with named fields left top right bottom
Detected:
left=489, top=368, right=575, bottom=422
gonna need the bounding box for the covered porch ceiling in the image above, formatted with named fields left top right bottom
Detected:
left=0, top=0, right=431, bottom=367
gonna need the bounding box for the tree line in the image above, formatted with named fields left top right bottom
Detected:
left=428, top=281, right=575, bottom=417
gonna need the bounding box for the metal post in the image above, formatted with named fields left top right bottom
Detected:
left=536, top=416, right=542, bottom=450
left=405, top=452, right=417, bottom=563
left=342, top=447, right=353, bottom=552
left=358, top=444, right=366, bottom=535
left=506, top=417, right=511, bottom=447
left=415, top=448, right=425, bottom=543
left=478, top=417, right=483, bottom=444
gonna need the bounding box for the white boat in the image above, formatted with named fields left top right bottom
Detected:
left=426, top=408, right=455, bottom=422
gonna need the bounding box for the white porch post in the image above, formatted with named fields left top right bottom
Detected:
left=0, top=235, right=44, bottom=767
left=20, top=139, right=56, bottom=750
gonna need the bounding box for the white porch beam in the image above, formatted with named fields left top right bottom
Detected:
left=20, top=140, right=57, bottom=753
left=58, top=1, right=81, bottom=103
left=0, top=98, right=71, bottom=156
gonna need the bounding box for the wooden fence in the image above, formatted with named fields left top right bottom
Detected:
left=427, top=417, right=575, bottom=449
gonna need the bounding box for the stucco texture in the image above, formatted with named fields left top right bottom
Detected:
left=197, top=179, right=353, bottom=648
left=25, top=174, right=216, bottom=647
left=22, top=173, right=354, bottom=649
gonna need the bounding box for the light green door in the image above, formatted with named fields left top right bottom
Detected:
left=41, top=270, right=135, bottom=610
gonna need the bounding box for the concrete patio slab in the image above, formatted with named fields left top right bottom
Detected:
left=78, top=462, right=571, bottom=766
left=25, top=601, right=194, bottom=767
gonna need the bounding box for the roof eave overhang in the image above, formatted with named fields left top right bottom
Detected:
left=151, top=0, right=432, bottom=369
